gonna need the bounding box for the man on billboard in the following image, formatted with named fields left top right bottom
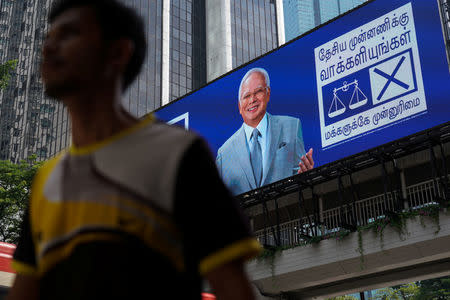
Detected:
left=216, top=67, right=314, bottom=195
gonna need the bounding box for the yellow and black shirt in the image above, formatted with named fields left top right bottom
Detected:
left=12, top=115, right=261, bottom=299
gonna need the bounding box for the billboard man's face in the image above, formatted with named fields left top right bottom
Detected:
left=238, top=72, right=270, bottom=128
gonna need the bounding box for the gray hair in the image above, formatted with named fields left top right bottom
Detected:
left=238, top=67, right=270, bottom=102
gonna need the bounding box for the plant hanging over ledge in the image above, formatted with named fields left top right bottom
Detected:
left=256, top=200, right=448, bottom=272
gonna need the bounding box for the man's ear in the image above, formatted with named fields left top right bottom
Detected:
left=108, top=38, right=134, bottom=75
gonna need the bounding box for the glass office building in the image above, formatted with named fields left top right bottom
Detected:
left=120, top=0, right=164, bottom=115
left=169, top=0, right=206, bottom=101
left=0, top=0, right=69, bottom=162
left=120, top=0, right=206, bottom=112
left=319, top=0, right=342, bottom=24
left=283, top=0, right=319, bottom=42
left=230, top=0, right=279, bottom=69
left=283, top=0, right=368, bottom=42
left=206, top=0, right=281, bottom=82
left=0, top=0, right=207, bottom=161
left=206, top=0, right=369, bottom=80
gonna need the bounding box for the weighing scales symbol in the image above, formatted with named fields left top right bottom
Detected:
left=328, top=80, right=368, bottom=118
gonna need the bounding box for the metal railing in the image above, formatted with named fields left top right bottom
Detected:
left=255, top=178, right=445, bottom=247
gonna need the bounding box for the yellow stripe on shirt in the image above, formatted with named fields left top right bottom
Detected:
left=32, top=198, right=184, bottom=275
left=199, top=238, right=262, bottom=275
left=11, top=260, right=38, bottom=276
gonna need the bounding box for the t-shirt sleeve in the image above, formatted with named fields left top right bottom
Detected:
left=12, top=205, right=37, bottom=276
left=174, top=138, right=262, bottom=276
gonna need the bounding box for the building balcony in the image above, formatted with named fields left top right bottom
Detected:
left=246, top=175, right=450, bottom=299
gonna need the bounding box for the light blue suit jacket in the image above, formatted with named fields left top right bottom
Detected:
left=216, top=113, right=306, bottom=195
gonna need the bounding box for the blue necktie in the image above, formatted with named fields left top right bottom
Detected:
left=250, top=128, right=262, bottom=187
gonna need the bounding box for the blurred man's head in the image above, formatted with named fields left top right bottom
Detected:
left=238, top=68, right=271, bottom=128
left=42, top=0, right=146, bottom=99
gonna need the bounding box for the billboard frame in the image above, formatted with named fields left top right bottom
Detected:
left=151, top=0, right=450, bottom=201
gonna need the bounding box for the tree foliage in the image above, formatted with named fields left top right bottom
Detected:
left=0, top=59, right=18, bottom=90
left=327, top=277, right=450, bottom=300
left=374, top=283, right=419, bottom=299
left=327, top=296, right=359, bottom=300
left=415, top=277, right=450, bottom=300
left=0, top=156, right=43, bottom=244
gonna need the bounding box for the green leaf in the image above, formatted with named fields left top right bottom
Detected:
left=0, top=59, right=18, bottom=90
left=0, top=157, right=44, bottom=243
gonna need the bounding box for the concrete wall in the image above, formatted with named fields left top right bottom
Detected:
left=246, top=211, right=450, bottom=299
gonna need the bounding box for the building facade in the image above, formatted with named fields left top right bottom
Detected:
left=283, top=0, right=368, bottom=42
left=120, top=0, right=164, bottom=116
left=283, top=0, right=319, bottom=42
left=229, top=0, right=279, bottom=69
left=205, top=0, right=370, bottom=81
left=206, top=0, right=282, bottom=82
left=106, top=0, right=207, bottom=114
left=0, top=0, right=207, bottom=161
left=0, top=0, right=69, bottom=162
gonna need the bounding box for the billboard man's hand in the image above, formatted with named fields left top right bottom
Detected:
left=297, top=148, right=314, bottom=174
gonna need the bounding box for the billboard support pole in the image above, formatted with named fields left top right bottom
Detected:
left=262, top=197, right=269, bottom=246
left=318, top=196, right=325, bottom=235
left=297, top=188, right=305, bottom=240
left=297, top=188, right=306, bottom=240
left=274, top=197, right=281, bottom=246
left=337, top=173, right=357, bottom=231
left=429, top=143, right=445, bottom=206
left=348, top=173, right=360, bottom=229
left=399, top=167, right=409, bottom=210
left=378, top=155, right=404, bottom=224
left=438, top=141, right=449, bottom=203
left=298, top=186, right=313, bottom=241
left=337, top=173, right=345, bottom=230
left=312, top=189, right=321, bottom=236
left=379, top=156, right=392, bottom=215
left=262, top=197, right=280, bottom=247
left=304, top=190, right=316, bottom=238
left=429, top=139, right=450, bottom=206
left=391, top=158, right=405, bottom=212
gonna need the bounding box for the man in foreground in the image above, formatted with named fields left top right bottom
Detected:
left=216, top=67, right=315, bottom=195
left=7, top=1, right=261, bottom=299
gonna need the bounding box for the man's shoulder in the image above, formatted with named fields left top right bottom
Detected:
left=92, top=120, right=203, bottom=213
left=115, top=120, right=201, bottom=155
left=140, top=120, right=199, bottom=144
left=32, top=152, right=66, bottom=187
left=94, top=119, right=200, bottom=162
left=106, top=120, right=203, bottom=167
left=269, top=114, right=300, bottom=126
left=217, top=126, right=243, bottom=155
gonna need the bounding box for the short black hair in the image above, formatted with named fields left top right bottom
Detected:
left=49, top=0, right=147, bottom=91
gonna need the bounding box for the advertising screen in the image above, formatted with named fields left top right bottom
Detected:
left=156, top=0, right=450, bottom=196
